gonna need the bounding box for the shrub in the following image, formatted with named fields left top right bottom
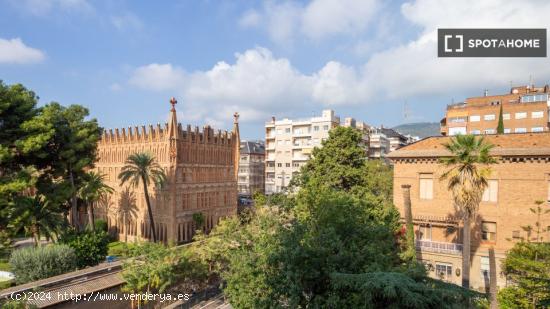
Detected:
left=94, top=219, right=108, bottom=233
left=60, top=230, right=109, bottom=268
left=9, top=245, right=77, bottom=284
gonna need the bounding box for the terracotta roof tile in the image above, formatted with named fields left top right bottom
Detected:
left=387, top=132, right=550, bottom=158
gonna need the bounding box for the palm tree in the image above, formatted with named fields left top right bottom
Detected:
left=78, top=171, right=113, bottom=231
left=118, top=188, right=138, bottom=242
left=118, top=153, right=166, bottom=242
left=440, top=134, right=496, bottom=288
left=11, top=195, right=65, bottom=246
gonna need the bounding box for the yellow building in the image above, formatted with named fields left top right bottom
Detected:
left=93, top=98, right=239, bottom=243
left=388, top=133, right=550, bottom=291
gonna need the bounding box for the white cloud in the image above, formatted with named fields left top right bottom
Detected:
left=301, top=0, right=378, bottom=39
left=238, top=9, right=261, bottom=28
left=10, top=0, right=93, bottom=16
left=0, top=38, right=45, bottom=64
left=240, top=0, right=380, bottom=44
left=130, top=0, right=550, bottom=127
left=111, top=12, right=144, bottom=32
left=362, top=0, right=550, bottom=98
left=128, top=63, right=186, bottom=91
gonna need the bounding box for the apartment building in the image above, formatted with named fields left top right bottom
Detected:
left=387, top=133, right=550, bottom=291
left=265, top=110, right=341, bottom=194
left=441, top=85, right=550, bottom=136
left=238, top=140, right=265, bottom=196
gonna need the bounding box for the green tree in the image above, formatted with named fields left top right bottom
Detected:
left=499, top=242, right=550, bottom=308
left=20, top=103, right=101, bottom=229
left=0, top=81, right=39, bottom=242
left=10, top=195, right=66, bottom=246
left=497, top=105, right=504, bottom=134
left=121, top=242, right=179, bottom=295
left=439, top=134, right=496, bottom=288
left=60, top=229, right=110, bottom=268
left=293, top=126, right=397, bottom=227
left=521, top=200, right=550, bottom=243
left=118, top=152, right=167, bottom=242
left=192, top=212, right=205, bottom=231
left=78, top=171, right=113, bottom=231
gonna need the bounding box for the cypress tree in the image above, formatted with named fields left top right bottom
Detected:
left=497, top=105, right=504, bottom=134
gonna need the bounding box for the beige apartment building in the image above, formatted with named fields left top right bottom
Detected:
left=238, top=140, right=265, bottom=196
left=94, top=99, right=239, bottom=244
left=441, top=85, right=550, bottom=136
left=388, top=133, right=550, bottom=291
left=265, top=110, right=341, bottom=194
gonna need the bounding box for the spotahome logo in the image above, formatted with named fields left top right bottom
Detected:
left=438, top=29, right=546, bottom=57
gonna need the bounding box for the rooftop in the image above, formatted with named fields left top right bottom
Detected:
left=240, top=140, right=265, bottom=154
left=387, top=132, right=550, bottom=158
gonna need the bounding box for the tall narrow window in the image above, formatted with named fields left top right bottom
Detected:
left=419, top=173, right=433, bottom=200
left=480, top=256, right=490, bottom=282
left=419, top=225, right=432, bottom=240
left=482, top=180, right=498, bottom=202
left=481, top=221, right=497, bottom=242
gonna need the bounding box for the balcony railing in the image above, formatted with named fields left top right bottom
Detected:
left=416, top=240, right=462, bottom=255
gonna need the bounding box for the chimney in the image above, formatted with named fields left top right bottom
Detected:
left=271, top=116, right=276, bottom=122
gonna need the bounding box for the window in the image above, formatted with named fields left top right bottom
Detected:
left=532, top=111, right=544, bottom=118
left=470, top=115, right=480, bottom=122
left=285, top=163, right=290, bottom=167
left=481, top=222, right=496, bottom=242
left=314, top=126, right=319, bottom=132
left=470, top=130, right=481, bottom=135
left=276, top=129, right=283, bottom=135
left=484, top=129, right=496, bottom=134
left=323, top=125, right=329, bottom=131
left=450, top=117, right=467, bottom=123
left=480, top=256, right=490, bottom=282
left=503, top=113, right=510, bottom=120
left=419, top=225, right=431, bottom=240
left=504, top=128, right=511, bottom=133
left=482, top=180, right=498, bottom=202
left=515, top=112, right=527, bottom=119
left=515, top=128, right=527, bottom=133
left=521, top=94, right=549, bottom=103
left=293, top=162, right=300, bottom=167
left=484, top=114, right=496, bottom=121
left=512, top=230, right=521, bottom=240
left=449, top=127, right=466, bottom=135
left=435, top=263, right=453, bottom=282
left=277, top=163, right=282, bottom=167
left=419, top=173, right=433, bottom=200
left=532, top=127, right=544, bottom=132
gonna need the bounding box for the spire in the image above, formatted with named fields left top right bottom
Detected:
left=167, top=97, right=179, bottom=140
left=232, top=112, right=240, bottom=181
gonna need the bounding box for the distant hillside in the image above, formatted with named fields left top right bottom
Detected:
left=392, top=122, right=441, bottom=138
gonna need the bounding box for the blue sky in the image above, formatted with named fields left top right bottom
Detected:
left=2, top=0, right=550, bottom=139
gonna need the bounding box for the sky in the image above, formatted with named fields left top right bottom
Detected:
left=2, top=0, right=550, bottom=140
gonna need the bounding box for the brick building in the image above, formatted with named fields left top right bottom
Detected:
left=388, top=133, right=550, bottom=291
left=441, top=85, right=550, bottom=136
left=94, top=98, right=239, bottom=243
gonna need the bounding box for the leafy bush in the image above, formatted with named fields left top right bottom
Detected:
left=9, top=245, right=77, bottom=284
left=60, top=230, right=109, bottom=268
left=108, top=241, right=135, bottom=257
left=94, top=219, right=108, bottom=233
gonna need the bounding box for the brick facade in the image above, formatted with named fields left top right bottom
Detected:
left=388, top=133, right=550, bottom=291
left=93, top=99, right=239, bottom=244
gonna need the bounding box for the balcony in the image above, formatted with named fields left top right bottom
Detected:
left=416, top=240, right=462, bottom=255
